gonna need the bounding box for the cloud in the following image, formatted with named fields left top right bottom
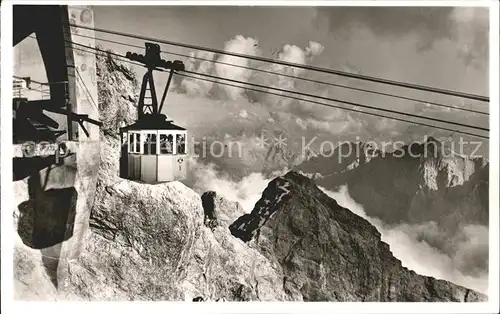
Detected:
left=174, top=36, right=375, bottom=139
left=180, top=51, right=216, bottom=96
left=244, top=40, right=325, bottom=110
left=214, top=35, right=260, bottom=100
left=177, top=35, right=327, bottom=108
left=449, top=7, right=489, bottom=68
left=239, top=109, right=249, bottom=118
left=305, top=41, right=325, bottom=58
left=184, top=158, right=270, bottom=212
left=321, top=185, right=488, bottom=295
left=315, top=7, right=488, bottom=67
left=176, top=35, right=261, bottom=100
left=315, top=7, right=455, bottom=45
left=295, top=115, right=364, bottom=135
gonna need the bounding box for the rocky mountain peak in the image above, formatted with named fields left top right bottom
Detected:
left=230, top=171, right=486, bottom=301
left=230, top=171, right=381, bottom=244
left=230, top=175, right=293, bottom=242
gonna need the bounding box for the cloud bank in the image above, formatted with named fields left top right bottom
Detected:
left=173, top=35, right=352, bottom=136
left=314, top=7, right=488, bottom=68
left=322, top=185, right=488, bottom=295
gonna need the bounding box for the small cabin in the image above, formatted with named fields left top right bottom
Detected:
left=120, top=116, right=187, bottom=183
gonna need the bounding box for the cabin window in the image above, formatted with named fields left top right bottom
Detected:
left=151, top=134, right=157, bottom=155
left=176, top=134, right=186, bottom=154
left=143, top=133, right=157, bottom=155
left=135, top=133, right=141, bottom=153
left=128, top=133, right=134, bottom=152
left=160, top=134, right=173, bottom=154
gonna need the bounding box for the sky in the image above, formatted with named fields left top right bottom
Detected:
left=14, top=5, right=490, bottom=156
left=93, top=6, right=490, bottom=153
left=92, top=6, right=489, bottom=93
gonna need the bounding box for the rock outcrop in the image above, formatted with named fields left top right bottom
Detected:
left=95, top=45, right=139, bottom=136
left=201, top=191, right=246, bottom=230
left=61, top=176, right=290, bottom=300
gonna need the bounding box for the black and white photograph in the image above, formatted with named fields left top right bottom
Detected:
left=1, top=1, right=499, bottom=313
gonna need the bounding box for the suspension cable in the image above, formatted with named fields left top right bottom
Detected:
left=69, top=23, right=490, bottom=102
left=65, top=42, right=489, bottom=139
left=67, top=31, right=489, bottom=116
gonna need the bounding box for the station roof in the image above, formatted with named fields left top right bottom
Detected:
left=120, top=114, right=186, bottom=132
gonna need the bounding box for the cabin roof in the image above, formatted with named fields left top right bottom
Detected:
left=121, top=115, right=186, bottom=132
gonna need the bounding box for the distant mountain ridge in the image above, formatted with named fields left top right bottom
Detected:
left=294, top=137, right=489, bottom=281
left=295, top=137, right=488, bottom=225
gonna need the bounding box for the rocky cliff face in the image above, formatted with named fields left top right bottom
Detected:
left=13, top=50, right=487, bottom=302
left=60, top=179, right=287, bottom=301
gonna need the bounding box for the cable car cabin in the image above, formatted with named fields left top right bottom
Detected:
left=120, top=116, right=187, bottom=183
left=119, top=42, right=189, bottom=183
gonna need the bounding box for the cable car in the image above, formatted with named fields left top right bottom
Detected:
left=120, top=43, right=188, bottom=183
